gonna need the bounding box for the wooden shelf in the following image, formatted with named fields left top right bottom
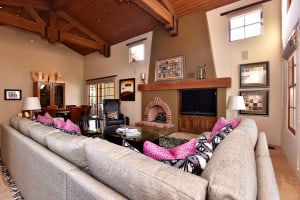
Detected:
left=138, top=77, right=231, bottom=91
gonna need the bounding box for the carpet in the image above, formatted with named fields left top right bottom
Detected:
left=0, top=157, right=24, bottom=200
left=159, top=136, right=189, bottom=149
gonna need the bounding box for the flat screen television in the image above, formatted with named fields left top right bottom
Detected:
left=180, top=89, right=217, bottom=116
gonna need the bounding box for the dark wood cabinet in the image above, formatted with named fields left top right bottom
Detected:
left=33, top=81, right=65, bottom=108
left=178, top=115, right=216, bottom=134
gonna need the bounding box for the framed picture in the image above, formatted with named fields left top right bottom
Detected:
left=240, top=61, right=269, bottom=88
left=119, top=78, right=135, bottom=101
left=4, top=89, right=22, bottom=100
left=239, top=90, right=269, bottom=115
left=155, top=54, right=184, bottom=82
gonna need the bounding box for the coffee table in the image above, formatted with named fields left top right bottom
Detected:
left=104, top=126, right=165, bottom=153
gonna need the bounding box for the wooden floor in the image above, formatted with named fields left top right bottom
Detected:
left=0, top=133, right=300, bottom=199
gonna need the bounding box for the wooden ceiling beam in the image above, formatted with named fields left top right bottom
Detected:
left=60, top=32, right=102, bottom=51
left=0, top=10, right=45, bottom=37
left=133, top=0, right=178, bottom=36
left=50, top=0, right=70, bottom=11
left=24, top=5, right=46, bottom=26
left=0, top=0, right=50, bottom=10
left=57, top=10, right=108, bottom=46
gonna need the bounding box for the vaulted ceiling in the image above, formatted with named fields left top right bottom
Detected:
left=0, top=0, right=239, bottom=56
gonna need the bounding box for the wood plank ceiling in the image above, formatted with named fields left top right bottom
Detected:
left=0, top=0, right=239, bottom=56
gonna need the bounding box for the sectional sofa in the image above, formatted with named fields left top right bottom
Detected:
left=1, top=116, right=279, bottom=200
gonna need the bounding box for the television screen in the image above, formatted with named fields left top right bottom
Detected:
left=180, top=89, right=217, bottom=116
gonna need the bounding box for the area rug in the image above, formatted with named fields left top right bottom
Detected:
left=159, top=136, right=189, bottom=149
left=0, top=157, right=24, bottom=200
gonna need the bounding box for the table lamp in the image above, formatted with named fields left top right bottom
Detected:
left=23, top=97, right=41, bottom=119
left=227, top=96, right=246, bottom=118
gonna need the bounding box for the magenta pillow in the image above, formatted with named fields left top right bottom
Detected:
left=169, top=138, right=196, bottom=159
left=208, top=117, right=230, bottom=141
left=44, top=112, right=53, bottom=120
left=229, top=118, right=241, bottom=128
left=143, top=141, right=175, bottom=160
left=56, top=119, right=65, bottom=129
left=37, top=115, right=54, bottom=125
left=62, top=119, right=81, bottom=135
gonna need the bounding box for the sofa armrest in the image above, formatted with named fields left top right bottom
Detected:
left=255, top=132, right=280, bottom=200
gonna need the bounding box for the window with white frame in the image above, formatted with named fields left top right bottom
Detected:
left=86, top=76, right=116, bottom=116
left=129, top=43, right=144, bottom=63
left=229, top=8, right=263, bottom=41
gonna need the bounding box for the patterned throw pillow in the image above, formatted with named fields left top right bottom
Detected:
left=106, top=111, right=118, bottom=119
left=210, top=124, right=233, bottom=150
left=208, top=117, right=241, bottom=142
left=61, top=119, right=81, bottom=135
left=169, top=138, right=196, bottom=159
left=162, top=135, right=213, bottom=176
left=37, top=115, right=54, bottom=125
left=56, top=118, right=65, bottom=129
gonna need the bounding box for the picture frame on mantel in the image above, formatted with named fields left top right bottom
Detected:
left=239, top=61, right=269, bottom=88
left=154, top=54, right=184, bottom=82
left=119, top=78, right=135, bottom=101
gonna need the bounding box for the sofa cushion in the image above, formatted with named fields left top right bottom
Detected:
left=201, top=129, right=257, bottom=200
left=37, top=115, right=54, bottom=125
left=28, top=124, right=61, bottom=146
left=61, top=119, right=81, bottom=135
left=208, top=117, right=241, bottom=142
left=47, top=132, right=92, bottom=169
left=143, top=141, right=175, bottom=160
left=169, top=138, right=196, bottom=159
left=10, top=116, right=22, bottom=130
left=85, top=138, right=208, bottom=200
left=106, top=111, right=118, bottom=119
left=18, top=118, right=39, bottom=136
left=234, top=118, right=258, bottom=147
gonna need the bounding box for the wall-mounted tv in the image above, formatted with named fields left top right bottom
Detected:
left=180, top=89, right=217, bottom=116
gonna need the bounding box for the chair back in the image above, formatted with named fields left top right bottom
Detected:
left=103, top=99, right=121, bottom=115
left=66, top=105, right=76, bottom=110
left=81, top=105, right=92, bottom=116
left=47, top=105, right=58, bottom=109
left=70, top=107, right=82, bottom=124
left=44, top=108, right=57, bottom=118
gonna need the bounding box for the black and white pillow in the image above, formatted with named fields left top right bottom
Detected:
left=211, top=124, right=233, bottom=150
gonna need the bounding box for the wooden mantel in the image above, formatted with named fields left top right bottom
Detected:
left=138, top=77, right=231, bottom=91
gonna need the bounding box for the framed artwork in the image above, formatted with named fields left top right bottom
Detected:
left=4, top=89, right=22, bottom=100
left=119, top=78, right=135, bottom=101
left=239, top=90, right=269, bottom=115
left=240, top=61, right=269, bottom=88
left=155, top=54, right=184, bottom=82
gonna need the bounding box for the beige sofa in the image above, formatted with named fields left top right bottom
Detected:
left=1, top=117, right=279, bottom=200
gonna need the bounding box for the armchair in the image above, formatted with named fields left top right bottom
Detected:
left=103, top=99, right=128, bottom=132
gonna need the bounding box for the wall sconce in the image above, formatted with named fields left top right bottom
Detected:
left=140, top=73, right=146, bottom=84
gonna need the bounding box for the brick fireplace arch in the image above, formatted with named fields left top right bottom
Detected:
left=143, top=97, right=172, bottom=124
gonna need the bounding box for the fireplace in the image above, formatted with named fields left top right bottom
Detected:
left=135, top=97, right=175, bottom=135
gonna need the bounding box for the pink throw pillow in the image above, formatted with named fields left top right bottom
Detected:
left=229, top=118, right=241, bottom=128
left=56, top=119, right=65, bottom=129
left=63, top=119, right=81, bottom=135
left=44, top=112, right=53, bottom=120
left=37, top=115, right=54, bottom=125
left=169, top=138, right=196, bottom=159
left=143, top=141, right=174, bottom=160
left=208, top=117, right=242, bottom=142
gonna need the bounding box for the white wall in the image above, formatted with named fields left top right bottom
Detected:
left=0, top=26, right=84, bottom=126
left=281, top=0, right=300, bottom=181
left=207, top=0, right=282, bottom=146
left=84, top=32, right=153, bottom=124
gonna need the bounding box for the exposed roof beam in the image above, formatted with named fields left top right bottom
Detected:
left=50, top=0, right=70, bottom=11
left=24, top=5, right=46, bottom=26
left=133, top=0, right=178, bottom=36
left=57, top=10, right=108, bottom=47
left=0, top=10, right=45, bottom=37
left=0, top=0, right=50, bottom=10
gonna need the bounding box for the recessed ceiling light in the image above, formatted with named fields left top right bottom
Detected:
left=97, top=18, right=101, bottom=23
left=0, top=6, right=3, bottom=9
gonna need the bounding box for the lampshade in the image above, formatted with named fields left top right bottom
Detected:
left=227, top=96, right=246, bottom=110
left=23, top=97, right=41, bottom=110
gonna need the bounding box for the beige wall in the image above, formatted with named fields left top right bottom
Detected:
left=84, top=32, right=153, bottom=124
left=0, top=26, right=84, bottom=132
left=281, top=0, right=300, bottom=181
left=207, top=0, right=282, bottom=146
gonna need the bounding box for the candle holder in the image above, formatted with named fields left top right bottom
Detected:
left=140, top=73, right=146, bottom=84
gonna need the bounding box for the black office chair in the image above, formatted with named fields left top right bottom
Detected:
left=103, top=99, right=128, bottom=133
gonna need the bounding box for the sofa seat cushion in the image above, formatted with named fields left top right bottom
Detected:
left=201, top=129, right=257, bottom=200
left=10, top=116, right=22, bottom=130
left=85, top=138, right=208, bottom=200
left=47, top=132, right=92, bottom=169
